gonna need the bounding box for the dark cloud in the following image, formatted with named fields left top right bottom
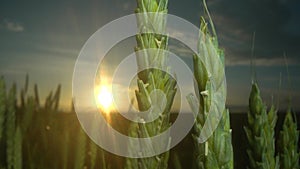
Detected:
left=204, top=0, right=300, bottom=65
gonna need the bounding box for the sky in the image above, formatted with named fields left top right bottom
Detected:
left=0, top=0, right=300, bottom=112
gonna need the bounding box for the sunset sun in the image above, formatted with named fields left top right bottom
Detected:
left=95, top=85, right=114, bottom=113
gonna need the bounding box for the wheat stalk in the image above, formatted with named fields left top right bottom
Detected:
left=74, top=128, right=87, bottom=169
left=13, top=126, right=22, bottom=169
left=0, top=77, right=6, bottom=140
left=88, top=115, right=102, bottom=169
left=62, top=130, right=69, bottom=169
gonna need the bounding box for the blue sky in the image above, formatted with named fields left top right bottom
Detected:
left=1, top=0, right=300, bottom=111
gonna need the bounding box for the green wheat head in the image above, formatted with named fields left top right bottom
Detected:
left=20, top=76, right=37, bottom=134
left=125, top=0, right=176, bottom=169
left=6, top=83, right=17, bottom=169
left=244, top=83, right=279, bottom=169
left=278, top=107, right=299, bottom=169
left=190, top=19, right=233, bottom=169
left=187, top=1, right=233, bottom=168
left=44, top=84, right=61, bottom=111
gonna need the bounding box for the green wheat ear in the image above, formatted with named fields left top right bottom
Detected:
left=125, top=0, right=176, bottom=169
left=244, top=83, right=280, bottom=169
left=187, top=1, right=233, bottom=168
left=278, top=53, right=300, bottom=169
left=6, top=83, right=17, bottom=169
left=278, top=107, right=299, bottom=169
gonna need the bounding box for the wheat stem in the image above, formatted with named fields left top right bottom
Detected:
left=0, top=77, right=6, bottom=140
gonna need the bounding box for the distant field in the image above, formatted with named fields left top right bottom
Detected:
left=3, top=111, right=297, bottom=169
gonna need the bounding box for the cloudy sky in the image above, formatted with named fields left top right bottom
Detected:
left=1, top=0, right=300, bottom=111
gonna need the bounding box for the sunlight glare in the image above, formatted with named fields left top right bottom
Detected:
left=96, top=85, right=114, bottom=113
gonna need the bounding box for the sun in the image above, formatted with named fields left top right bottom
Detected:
left=95, top=85, right=114, bottom=113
